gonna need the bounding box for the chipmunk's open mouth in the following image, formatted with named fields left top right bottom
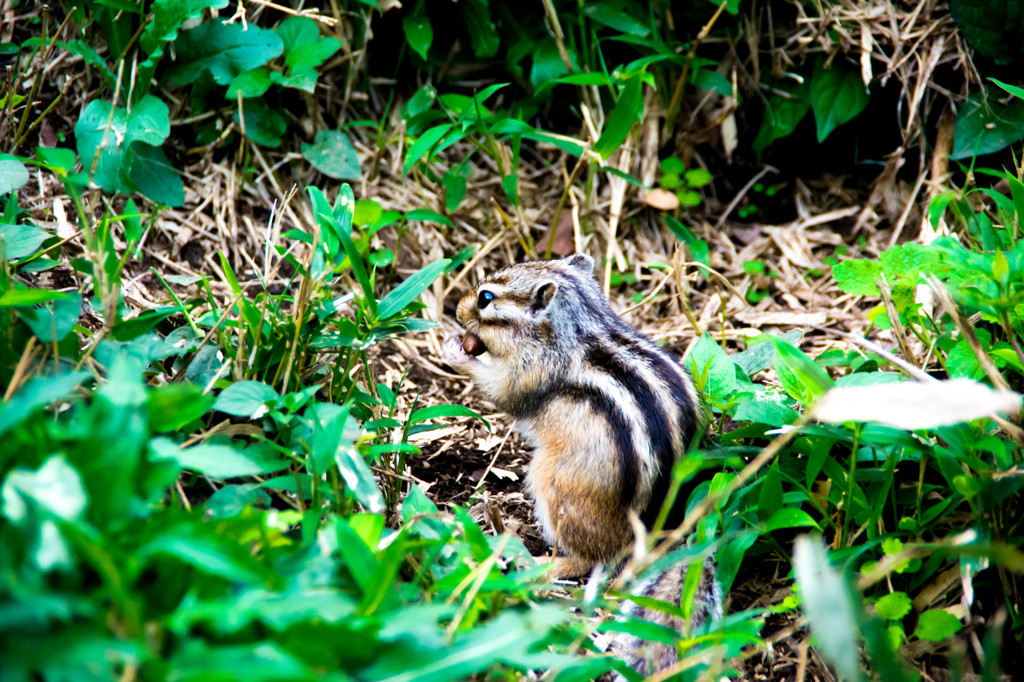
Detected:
left=461, top=332, right=487, bottom=357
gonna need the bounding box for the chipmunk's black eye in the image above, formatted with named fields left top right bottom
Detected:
left=478, top=290, right=495, bottom=309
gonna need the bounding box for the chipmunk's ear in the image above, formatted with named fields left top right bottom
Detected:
left=564, top=253, right=594, bottom=274
left=530, top=280, right=558, bottom=314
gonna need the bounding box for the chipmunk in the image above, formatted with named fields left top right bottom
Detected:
left=444, top=253, right=721, bottom=675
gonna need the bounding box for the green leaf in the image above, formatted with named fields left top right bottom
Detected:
left=753, top=89, right=811, bottom=154
left=765, top=508, right=820, bottom=532
left=810, top=61, right=870, bottom=142
left=914, top=609, right=961, bottom=642
left=833, top=259, right=882, bottom=296
left=406, top=208, right=453, bottom=227
left=226, top=66, right=273, bottom=98
left=686, top=333, right=736, bottom=403
left=142, top=0, right=229, bottom=55
left=404, top=123, right=452, bottom=175
left=595, top=71, right=644, bottom=160
left=127, top=142, right=184, bottom=206
left=75, top=95, right=172, bottom=198
left=0, top=223, right=50, bottom=260
left=952, top=89, right=1024, bottom=159
left=684, top=167, right=713, bottom=188
left=402, top=4, right=433, bottom=61
left=793, top=537, right=862, bottom=682
left=0, top=370, right=90, bottom=437
left=875, top=592, right=912, bottom=620
left=2, top=456, right=86, bottom=571
left=402, top=484, right=438, bottom=519
left=2, top=455, right=87, bottom=523
left=151, top=439, right=289, bottom=477
left=139, top=525, right=266, bottom=583
left=234, top=99, right=288, bottom=147
left=301, top=130, right=361, bottom=179
left=169, top=20, right=283, bottom=85
left=408, top=404, right=490, bottom=430
left=0, top=158, right=28, bottom=195
left=443, top=163, right=469, bottom=212
left=771, top=337, right=834, bottom=405
left=16, top=291, right=81, bottom=342
left=376, top=258, right=451, bottom=320
left=213, top=380, right=280, bottom=418
left=991, top=77, right=1024, bottom=100
left=584, top=2, right=650, bottom=36
left=734, top=400, right=800, bottom=427
left=148, top=383, right=216, bottom=432
left=949, top=0, right=1024, bottom=64
left=458, top=0, right=499, bottom=58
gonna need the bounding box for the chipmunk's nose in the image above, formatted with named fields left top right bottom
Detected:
left=456, top=294, right=475, bottom=325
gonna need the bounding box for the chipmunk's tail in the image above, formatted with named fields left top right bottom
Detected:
left=614, top=555, right=722, bottom=677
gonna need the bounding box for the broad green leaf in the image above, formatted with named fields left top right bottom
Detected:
left=301, top=130, right=361, bottom=179
left=334, top=440, right=385, bottom=514
left=376, top=258, right=451, bottom=320
left=949, top=0, right=1024, bottom=64
left=354, top=199, right=383, bottom=226
left=686, top=333, right=736, bottom=403
left=127, top=142, right=184, bottom=206
left=169, top=20, right=283, bottom=85
left=595, top=71, right=644, bottom=159
left=35, top=146, right=77, bottom=174
left=139, top=525, right=266, bottom=583
left=227, top=66, right=273, bottom=98
left=443, top=163, right=469, bottom=212
left=764, top=508, right=820, bottom=532
left=810, top=61, right=870, bottom=142
left=731, top=331, right=802, bottom=376
left=771, top=337, right=834, bottom=405
left=234, top=99, right=288, bottom=147
left=151, top=439, right=288, bottom=477
left=458, top=0, right=499, bottom=58
left=16, top=291, right=81, bottom=343
left=684, top=167, right=713, bottom=188
left=142, top=0, right=229, bottom=55
left=0, top=223, right=51, bottom=260
left=734, top=400, right=800, bottom=427
left=2, top=456, right=86, bottom=571
left=952, top=89, right=1024, bottom=159
left=0, top=158, right=29, bottom=195
left=875, top=591, right=912, bottom=620
left=361, top=606, right=577, bottom=681
left=148, top=383, right=215, bottom=432
left=753, top=89, right=810, bottom=154
left=402, top=4, right=433, bottom=61
left=833, top=259, right=882, bottom=296
left=213, top=380, right=280, bottom=418
left=583, top=2, right=650, bottom=36
left=914, top=609, right=961, bottom=642
left=402, top=484, right=438, bottom=520
left=793, top=536, right=861, bottom=681
left=75, top=95, right=172, bottom=198
left=0, top=371, right=90, bottom=437
left=2, top=455, right=87, bottom=523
